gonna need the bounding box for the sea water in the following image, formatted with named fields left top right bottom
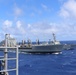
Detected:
left=0, top=41, right=76, bottom=75
left=0, top=49, right=76, bottom=75
left=18, top=49, right=76, bottom=75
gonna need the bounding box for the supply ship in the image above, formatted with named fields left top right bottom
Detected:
left=19, top=33, right=64, bottom=53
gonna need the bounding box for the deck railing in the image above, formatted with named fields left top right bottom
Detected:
left=0, top=34, right=18, bottom=75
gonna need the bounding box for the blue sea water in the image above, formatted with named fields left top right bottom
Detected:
left=18, top=49, right=76, bottom=75
left=1, top=50, right=76, bottom=75
left=0, top=41, right=76, bottom=75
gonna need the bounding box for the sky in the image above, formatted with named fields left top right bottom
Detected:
left=0, top=0, right=76, bottom=42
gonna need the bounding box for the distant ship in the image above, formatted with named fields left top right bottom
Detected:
left=21, top=44, right=64, bottom=53
left=19, top=33, right=64, bottom=53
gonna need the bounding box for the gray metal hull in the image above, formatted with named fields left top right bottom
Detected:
left=19, top=44, right=64, bottom=53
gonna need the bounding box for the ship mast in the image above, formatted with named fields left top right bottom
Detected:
left=52, top=33, right=56, bottom=42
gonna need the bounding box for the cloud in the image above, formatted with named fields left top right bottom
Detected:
left=29, top=22, right=58, bottom=35
left=26, top=22, right=76, bottom=40
left=41, top=3, right=51, bottom=12
left=2, top=20, right=17, bottom=40
left=3, top=20, right=12, bottom=28
left=2, top=20, right=26, bottom=35
left=59, top=0, right=76, bottom=18
left=27, top=24, right=31, bottom=28
left=41, top=4, right=48, bottom=10
left=13, top=3, right=23, bottom=17
left=16, top=21, right=21, bottom=28
left=16, top=20, right=26, bottom=34
left=59, top=8, right=69, bottom=18
left=1, top=20, right=76, bottom=41
left=2, top=20, right=16, bottom=35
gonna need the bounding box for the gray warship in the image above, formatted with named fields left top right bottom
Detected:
left=19, top=33, right=64, bottom=53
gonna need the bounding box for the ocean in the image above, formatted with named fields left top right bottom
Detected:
left=0, top=41, right=76, bottom=75
left=18, top=49, right=76, bottom=75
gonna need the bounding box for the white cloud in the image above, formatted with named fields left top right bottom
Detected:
left=14, top=7, right=22, bottom=16
left=41, top=3, right=51, bottom=12
left=16, top=21, right=26, bottom=34
left=2, top=20, right=26, bottom=40
left=3, top=20, right=12, bottom=28
left=59, top=8, right=70, bottom=18
left=41, top=4, right=48, bottom=10
left=1, top=20, right=76, bottom=41
left=27, top=24, right=31, bottom=28
left=16, top=21, right=21, bottom=28
left=59, top=0, right=76, bottom=18
left=13, top=4, right=23, bottom=17
left=29, top=22, right=58, bottom=35
left=26, top=22, right=76, bottom=40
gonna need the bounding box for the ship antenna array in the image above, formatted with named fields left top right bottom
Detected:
left=0, top=34, right=18, bottom=75
left=52, top=33, right=56, bottom=42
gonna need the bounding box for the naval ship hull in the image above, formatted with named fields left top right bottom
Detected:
left=19, top=44, right=64, bottom=53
